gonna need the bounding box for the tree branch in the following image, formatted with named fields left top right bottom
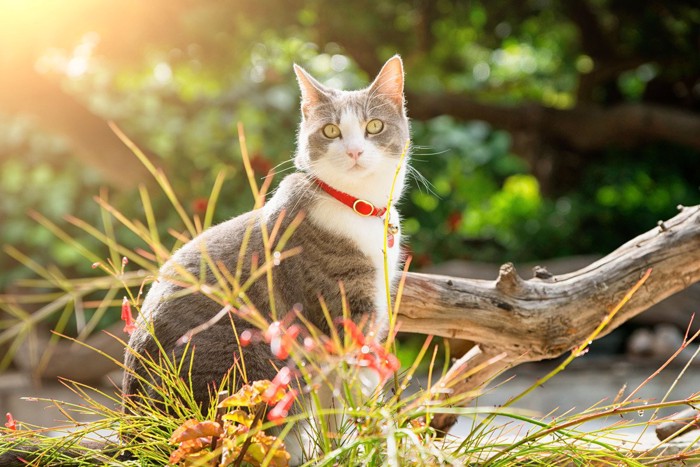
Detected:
left=407, top=92, right=700, bottom=152
left=397, top=205, right=700, bottom=432
left=565, top=1, right=617, bottom=62
left=656, top=408, right=700, bottom=441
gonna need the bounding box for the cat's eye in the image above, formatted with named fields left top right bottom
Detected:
left=322, top=124, right=341, bottom=139
left=366, top=119, right=384, bottom=135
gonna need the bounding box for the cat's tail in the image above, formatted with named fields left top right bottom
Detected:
left=0, top=438, right=128, bottom=466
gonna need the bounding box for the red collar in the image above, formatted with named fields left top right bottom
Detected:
left=313, top=178, right=387, bottom=217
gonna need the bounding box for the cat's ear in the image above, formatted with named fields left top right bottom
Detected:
left=369, top=55, right=405, bottom=109
left=294, top=64, right=330, bottom=118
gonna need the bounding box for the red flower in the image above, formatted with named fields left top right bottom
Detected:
left=383, top=352, right=401, bottom=374
left=371, top=342, right=400, bottom=372
left=447, top=211, right=463, bottom=232
left=264, top=322, right=281, bottom=343
left=267, top=389, right=298, bottom=425
left=121, top=297, right=136, bottom=335
left=263, top=367, right=292, bottom=403
left=303, top=336, right=316, bottom=351
left=322, top=336, right=337, bottom=354
left=286, top=324, right=301, bottom=340
left=270, top=336, right=289, bottom=359
left=5, top=412, right=16, bottom=430
left=191, top=197, right=208, bottom=215
left=338, top=319, right=366, bottom=346
left=239, top=330, right=253, bottom=347
left=357, top=342, right=401, bottom=382
left=267, top=323, right=300, bottom=360
left=271, top=367, right=292, bottom=387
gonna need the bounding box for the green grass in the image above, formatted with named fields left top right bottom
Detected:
left=1, top=125, right=699, bottom=465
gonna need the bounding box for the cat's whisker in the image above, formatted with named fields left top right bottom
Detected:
left=270, top=158, right=297, bottom=172
left=264, top=158, right=296, bottom=172
left=289, top=171, right=327, bottom=214
left=411, top=148, right=450, bottom=157
left=407, top=165, right=438, bottom=197
left=263, top=163, right=298, bottom=181
left=266, top=159, right=317, bottom=198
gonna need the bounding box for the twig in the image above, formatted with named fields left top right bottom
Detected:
left=210, top=390, right=229, bottom=460
left=232, top=403, right=266, bottom=467
left=177, top=305, right=233, bottom=345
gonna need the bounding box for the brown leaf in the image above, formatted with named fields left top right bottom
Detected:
left=266, top=447, right=292, bottom=467
left=168, top=437, right=209, bottom=464
left=169, top=419, right=222, bottom=444
left=242, top=432, right=290, bottom=466
left=219, top=380, right=273, bottom=408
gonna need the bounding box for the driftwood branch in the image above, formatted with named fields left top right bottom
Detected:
left=398, top=205, right=700, bottom=432
left=656, top=408, right=700, bottom=441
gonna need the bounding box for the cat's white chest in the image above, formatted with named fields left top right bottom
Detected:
left=309, top=198, right=401, bottom=335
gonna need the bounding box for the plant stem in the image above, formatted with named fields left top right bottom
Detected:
left=210, top=390, right=229, bottom=462
left=233, top=404, right=266, bottom=467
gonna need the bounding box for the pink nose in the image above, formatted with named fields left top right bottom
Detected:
left=347, top=149, right=364, bottom=160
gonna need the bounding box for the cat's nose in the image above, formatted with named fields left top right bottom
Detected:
left=347, top=148, right=364, bottom=161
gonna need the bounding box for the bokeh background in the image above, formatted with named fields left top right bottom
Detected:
left=1, top=1, right=699, bottom=373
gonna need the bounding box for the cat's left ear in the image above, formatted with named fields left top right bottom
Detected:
left=369, top=55, right=405, bottom=109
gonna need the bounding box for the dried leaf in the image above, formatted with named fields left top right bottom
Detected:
left=245, top=442, right=267, bottom=464
left=219, top=382, right=270, bottom=408
left=169, top=445, right=188, bottom=465
left=251, top=379, right=274, bottom=396
left=242, top=432, right=290, bottom=467
left=168, top=437, right=210, bottom=464
left=169, top=419, right=221, bottom=444
left=222, top=409, right=256, bottom=427
left=265, top=447, right=292, bottom=467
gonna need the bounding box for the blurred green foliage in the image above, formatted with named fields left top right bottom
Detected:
left=0, top=117, right=103, bottom=285
left=1, top=0, right=699, bottom=294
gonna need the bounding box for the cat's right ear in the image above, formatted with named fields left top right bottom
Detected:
left=294, top=64, right=329, bottom=118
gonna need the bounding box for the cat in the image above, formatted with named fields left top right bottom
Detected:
left=0, top=57, right=410, bottom=467
left=127, top=55, right=410, bottom=464
left=0, top=56, right=409, bottom=467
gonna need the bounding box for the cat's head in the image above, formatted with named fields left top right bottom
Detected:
left=293, top=56, right=410, bottom=203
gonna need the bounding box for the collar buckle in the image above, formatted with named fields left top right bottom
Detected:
left=352, top=199, right=375, bottom=217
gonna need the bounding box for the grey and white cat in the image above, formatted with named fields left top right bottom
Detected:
left=122, top=55, right=410, bottom=463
